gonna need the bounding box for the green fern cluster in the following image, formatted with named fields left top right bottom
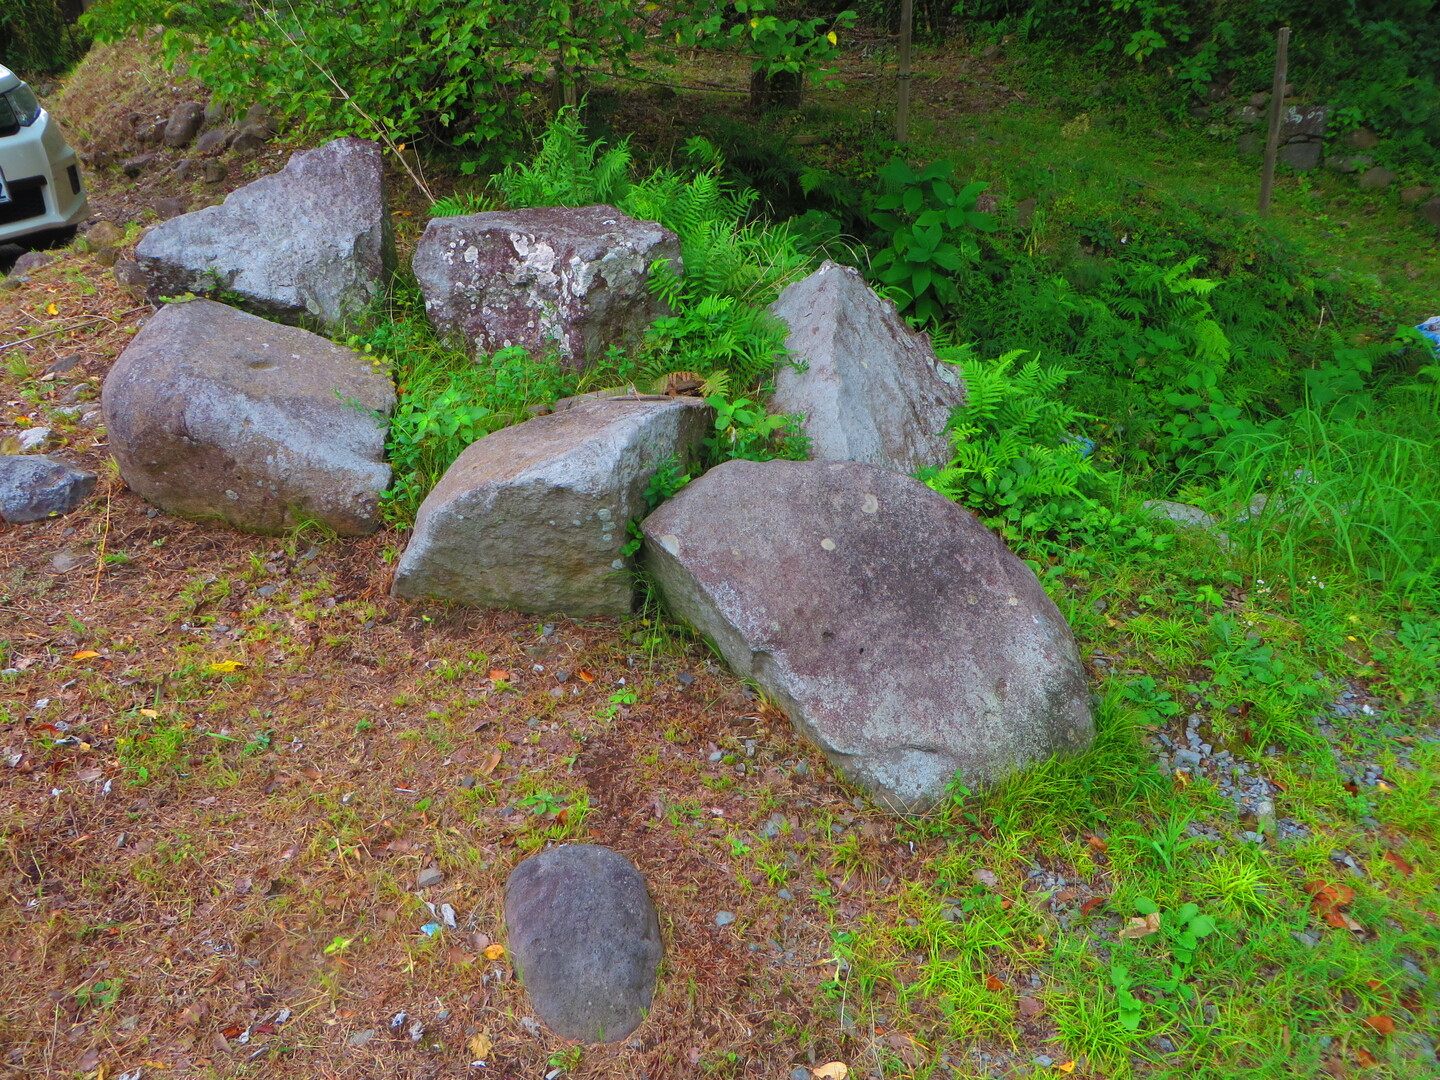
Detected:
left=929, top=347, right=1113, bottom=542
left=494, top=106, right=634, bottom=209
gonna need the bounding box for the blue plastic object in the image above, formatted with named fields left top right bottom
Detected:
left=1417, top=315, right=1440, bottom=357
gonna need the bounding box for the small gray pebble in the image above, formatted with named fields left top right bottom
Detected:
left=776, top=889, right=793, bottom=901
left=715, top=911, right=736, bottom=928
left=794, top=761, right=809, bottom=777
left=1034, top=1055, right=1054, bottom=1067
left=678, top=671, right=695, bottom=687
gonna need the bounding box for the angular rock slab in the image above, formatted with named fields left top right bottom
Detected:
left=101, top=299, right=394, bottom=536
left=641, top=459, right=1094, bottom=812
left=0, top=456, right=97, bottom=523
left=413, top=205, right=679, bottom=370
left=770, top=261, right=966, bottom=475
left=392, top=396, right=711, bottom=616
left=136, top=138, right=394, bottom=329
left=505, top=845, right=661, bottom=1043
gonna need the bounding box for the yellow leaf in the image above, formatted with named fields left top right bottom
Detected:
left=396, top=142, right=406, bottom=152
left=467, top=1032, right=493, bottom=1060
left=46, top=302, right=58, bottom=315
left=478, top=751, right=502, bottom=776
left=73, top=650, right=101, bottom=660
left=483, top=943, right=505, bottom=960
left=1057, top=1062, right=1076, bottom=1074
left=814, top=1065, right=849, bottom=1080
left=750, top=16, right=759, bottom=27
left=208, top=660, right=243, bottom=673
left=827, top=30, right=837, bottom=44
left=139, top=708, right=159, bottom=718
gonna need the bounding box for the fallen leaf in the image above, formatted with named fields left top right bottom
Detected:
left=1362, top=1015, right=1396, bottom=1036
left=1080, top=897, right=1108, bottom=916
left=1382, top=852, right=1414, bottom=877
left=985, top=974, right=1005, bottom=991
left=1086, top=835, right=1108, bottom=853
left=1173, top=769, right=1191, bottom=787
left=488, top=670, right=510, bottom=682
left=208, top=660, right=243, bottom=673
left=577, top=669, right=595, bottom=682
left=72, top=650, right=100, bottom=660
left=813, top=1064, right=849, bottom=1080
left=46, top=302, right=58, bottom=315
left=478, top=751, right=502, bottom=777
left=1119, top=913, right=1161, bottom=940
left=973, top=868, right=998, bottom=888
left=1057, top=1062, right=1076, bottom=1074
left=1307, top=881, right=1364, bottom=932
left=467, top=1032, right=493, bottom=1060
left=1355, top=1048, right=1378, bottom=1068
left=1017, top=996, right=1044, bottom=1018
left=139, top=708, right=159, bottom=719
left=999, top=898, right=1012, bottom=911
left=482, top=943, right=505, bottom=960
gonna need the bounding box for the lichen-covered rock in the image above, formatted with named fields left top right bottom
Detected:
left=769, top=261, right=966, bottom=475
left=101, top=299, right=394, bottom=535
left=505, top=845, right=661, bottom=1043
left=392, top=396, right=711, bottom=616
left=0, top=456, right=96, bottom=523
left=412, top=205, right=679, bottom=370
left=641, top=459, right=1094, bottom=813
left=136, top=138, right=394, bottom=330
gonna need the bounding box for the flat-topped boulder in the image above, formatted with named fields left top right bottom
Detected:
left=413, top=205, right=679, bottom=370
left=101, top=299, right=394, bottom=536
left=641, top=459, right=1094, bottom=812
left=392, top=396, right=711, bottom=616
left=136, top=138, right=394, bottom=329
left=769, top=261, right=966, bottom=475
left=505, top=845, right=661, bottom=1043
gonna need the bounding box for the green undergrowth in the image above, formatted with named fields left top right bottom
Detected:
left=791, top=520, right=1440, bottom=1078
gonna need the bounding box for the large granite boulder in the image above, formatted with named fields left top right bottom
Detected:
left=392, top=396, right=711, bottom=616
left=641, top=459, right=1094, bottom=812
left=505, top=845, right=662, bottom=1043
left=0, top=456, right=96, bottom=523
left=769, top=261, right=965, bottom=475
left=135, top=138, right=394, bottom=329
left=101, top=299, right=394, bottom=536
left=413, top=205, right=679, bottom=370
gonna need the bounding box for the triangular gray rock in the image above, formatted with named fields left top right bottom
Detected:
left=641, top=459, right=1094, bottom=812
left=136, top=138, right=394, bottom=329
left=102, top=299, right=394, bottom=536
left=769, top=261, right=965, bottom=475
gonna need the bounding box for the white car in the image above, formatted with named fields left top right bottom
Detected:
left=0, top=63, right=89, bottom=247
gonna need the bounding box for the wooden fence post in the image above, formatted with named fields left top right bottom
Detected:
left=896, top=0, right=913, bottom=143
left=1258, top=26, right=1291, bottom=217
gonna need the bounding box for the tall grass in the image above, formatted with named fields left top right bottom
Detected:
left=1212, top=391, right=1440, bottom=611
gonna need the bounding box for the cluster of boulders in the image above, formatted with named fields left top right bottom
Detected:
left=75, top=140, right=1097, bottom=818
left=5, top=135, right=1103, bottom=1046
